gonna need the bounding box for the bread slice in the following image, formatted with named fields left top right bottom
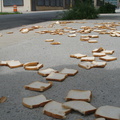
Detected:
left=0, top=96, right=7, bottom=103
left=46, top=72, right=67, bottom=82
left=60, top=68, right=78, bottom=76
left=70, top=53, right=87, bottom=59
left=68, top=34, right=76, bottom=37
left=20, top=28, right=29, bottom=33
left=89, top=35, right=99, bottom=38
left=102, top=50, right=114, bottom=55
left=78, top=62, right=93, bottom=69
left=0, top=61, right=8, bottom=66
left=93, top=52, right=106, bottom=57
left=81, top=57, right=95, bottom=62
left=62, top=101, right=96, bottom=115
left=65, top=90, right=92, bottom=102
left=22, top=95, right=51, bottom=109
left=92, top=47, right=105, bottom=53
left=92, top=61, right=107, bottom=68
left=99, top=55, right=117, bottom=61
left=38, top=68, right=58, bottom=77
left=88, top=40, right=98, bottom=43
left=80, top=37, right=90, bottom=41
left=24, top=81, right=52, bottom=91
left=7, top=60, right=23, bottom=68
left=50, top=42, right=61, bottom=45
left=95, top=105, right=120, bottom=120
left=45, top=39, right=54, bottom=42
left=43, top=101, right=71, bottom=119
left=24, top=62, right=43, bottom=70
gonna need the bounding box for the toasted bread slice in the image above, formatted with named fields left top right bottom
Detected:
left=99, top=55, right=117, bottom=61
left=80, top=37, right=90, bottom=41
left=81, top=57, right=95, bottom=62
left=65, top=90, right=92, bottom=102
left=88, top=40, right=98, bottom=43
left=24, top=62, right=43, bottom=70
left=78, top=62, right=93, bottom=69
left=92, top=47, right=105, bottom=53
left=24, top=81, right=52, bottom=91
left=50, top=42, right=61, bottom=45
left=38, top=68, right=58, bottom=77
left=93, top=52, right=106, bottom=57
left=95, top=105, right=120, bottom=120
left=60, top=68, right=78, bottom=76
left=45, top=39, right=54, bottom=42
left=70, top=53, right=87, bottom=59
left=43, top=101, right=71, bottom=119
left=22, top=95, right=51, bottom=109
left=63, top=101, right=96, bottom=115
left=46, top=72, right=67, bottom=82
left=92, top=61, right=107, bottom=68
left=7, top=60, right=23, bottom=68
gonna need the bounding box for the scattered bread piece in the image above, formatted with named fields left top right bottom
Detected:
left=80, top=37, right=90, bottom=41
left=22, top=95, right=51, bottom=109
left=78, top=62, right=93, bottom=69
left=45, top=39, right=54, bottom=42
left=93, top=52, right=106, bottom=57
left=60, top=68, right=78, bottom=76
left=0, top=96, right=7, bottom=103
left=102, top=50, right=114, bottom=55
left=7, top=60, right=23, bottom=68
left=89, top=35, right=99, bottom=38
left=50, top=42, right=61, bottom=45
left=99, top=55, right=117, bottom=61
left=65, top=90, right=92, bottom=102
left=68, top=34, right=76, bottom=37
left=24, top=62, right=43, bottom=70
left=63, top=101, right=96, bottom=115
left=43, top=101, right=71, bottom=119
left=88, top=40, right=98, bottom=43
left=24, top=81, right=52, bottom=91
left=92, top=47, right=105, bottom=53
left=20, top=28, right=29, bottom=33
left=0, top=61, right=8, bottom=66
left=46, top=72, right=67, bottom=82
left=38, top=68, right=58, bottom=77
left=81, top=57, right=95, bottom=62
left=95, top=105, right=120, bottom=120
left=69, top=31, right=76, bottom=34
left=92, top=61, right=107, bottom=68
left=70, top=53, right=87, bottom=59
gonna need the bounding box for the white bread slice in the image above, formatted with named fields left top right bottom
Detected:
left=81, top=57, right=95, bottom=62
left=95, top=105, right=120, bottom=120
left=60, top=68, right=78, bottom=76
left=68, top=34, right=76, bottom=37
left=102, top=50, right=114, bottom=55
left=80, top=35, right=89, bottom=38
left=95, top=118, right=106, bottom=120
left=7, top=60, right=23, bottom=68
left=70, top=53, right=87, bottom=59
left=43, top=101, right=71, bottom=119
left=88, top=40, right=98, bottom=43
left=78, top=62, right=93, bottom=69
left=89, top=35, right=99, bottom=38
left=80, top=37, right=90, bottom=41
left=93, top=52, right=106, bottom=57
left=46, top=72, right=67, bottom=82
left=45, top=39, right=54, bottom=42
left=62, top=101, right=96, bottom=115
left=38, top=68, right=58, bottom=77
left=0, top=61, right=8, bottom=66
left=50, top=42, right=61, bottom=45
left=99, top=55, right=117, bottom=61
left=92, top=47, right=105, bottom=53
left=24, top=81, right=52, bottom=91
left=24, top=62, right=43, bottom=70
left=20, top=28, right=29, bottom=33
left=92, top=61, right=107, bottom=68
left=65, top=90, right=92, bottom=102
left=22, top=95, right=51, bottom=109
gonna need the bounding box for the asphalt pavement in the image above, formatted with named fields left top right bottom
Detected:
left=0, top=12, right=120, bottom=120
